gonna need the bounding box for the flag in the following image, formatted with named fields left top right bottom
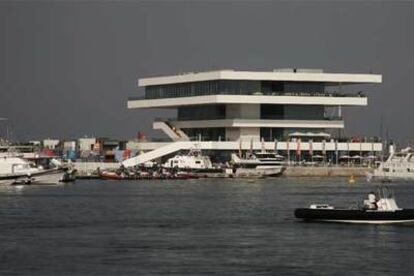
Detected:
left=322, top=139, right=326, bottom=155
left=274, top=139, right=278, bottom=154
left=261, top=137, right=265, bottom=153
left=309, top=139, right=313, bottom=156
left=287, top=138, right=290, bottom=164
left=239, top=139, right=242, bottom=157
left=296, top=138, right=301, bottom=157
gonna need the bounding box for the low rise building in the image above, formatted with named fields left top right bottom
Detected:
left=43, top=139, right=60, bottom=150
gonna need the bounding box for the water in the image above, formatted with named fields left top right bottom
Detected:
left=0, top=178, right=413, bottom=275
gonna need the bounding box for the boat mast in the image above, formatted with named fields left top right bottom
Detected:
left=0, top=118, right=8, bottom=145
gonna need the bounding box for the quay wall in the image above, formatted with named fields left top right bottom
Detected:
left=284, top=166, right=373, bottom=177
left=73, top=162, right=120, bottom=175
left=71, top=162, right=372, bottom=178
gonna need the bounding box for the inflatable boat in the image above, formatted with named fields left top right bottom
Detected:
left=295, top=187, right=414, bottom=224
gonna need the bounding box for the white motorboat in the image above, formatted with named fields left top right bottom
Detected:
left=0, top=154, right=73, bottom=185
left=230, top=152, right=285, bottom=177
left=162, top=149, right=222, bottom=172
left=374, top=147, right=414, bottom=180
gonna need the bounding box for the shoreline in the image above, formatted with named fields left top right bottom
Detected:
left=73, top=161, right=372, bottom=179
left=284, top=166, right=372, bottom=177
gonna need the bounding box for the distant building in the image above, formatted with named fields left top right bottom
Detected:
left=29, top=140, right=41, bottom=146
left=63, top=141, right=76, bottom=151
left=124, top=68, right=382, bottom=166
left=43, top=139, right=60, bottom=150
left=78, top=138, right=96, bottom=152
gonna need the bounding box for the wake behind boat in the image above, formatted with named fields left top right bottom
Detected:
left=295, top=187, right=414, bottom=224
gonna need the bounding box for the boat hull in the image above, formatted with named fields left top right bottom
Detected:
left=0, top=169, right=66, bottom=185
left=373, top=169, right=414, bottom=181
left=295, top=208, right=414, bottom=224
left=100, top=171, right=128, bottom=180
left=233, top=166, right=285, bottom=178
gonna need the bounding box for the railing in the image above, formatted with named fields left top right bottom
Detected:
left=155, top=117, right=228, bottom=122
left=155, top=117, right=343, bottom=122
left=128, top=91, right=366, bottom=101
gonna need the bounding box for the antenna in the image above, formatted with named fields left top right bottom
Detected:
left=380, top=113, right=383, bottom=140
left=0, top=118, right=9, bottom=144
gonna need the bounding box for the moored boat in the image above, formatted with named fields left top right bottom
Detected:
left=0, top=154, right=75, bottom=185
left=230, top=152, right=285, bottom=178
left=295, top=187, right=414, bottom=224
left=174, top=171, right=199, bottom=179
left=162, top=148, right=222, bottom=173
left=374, top=147, right=414, bottom=181
left=100, top=170, right=129, bottom=180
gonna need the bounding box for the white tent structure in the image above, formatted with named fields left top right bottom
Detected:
left=288, top=132, right=331, bottom=138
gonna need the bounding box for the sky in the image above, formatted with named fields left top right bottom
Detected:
left=0, top=1, right=414, bottom=144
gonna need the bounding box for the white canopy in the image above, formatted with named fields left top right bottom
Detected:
left=339, top=155, right=351, bottom=159
left=288, top=132, right=331, bottom=138
left=351, top=155, right=362, bottom=159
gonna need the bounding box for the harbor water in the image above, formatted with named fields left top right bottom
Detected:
left=1, top=178, right=413, bottom=275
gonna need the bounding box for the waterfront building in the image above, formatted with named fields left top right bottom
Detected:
left=29, top=140, right=41, bottom=146
left=123, top=69, right=382, bottom=166
left=42, top=139, right=60, bottom=150
left=63, top=141, right=77, bottom=151
left=78, top=138, right=96, bottom=152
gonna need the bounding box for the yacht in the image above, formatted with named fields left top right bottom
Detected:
left=162, top=149, right=221, bottom=172
left=0, top=154, right=73, bottom=185
left=230, top=152, right=285, bottom=177
left=374, top=148, right=414, bottom=180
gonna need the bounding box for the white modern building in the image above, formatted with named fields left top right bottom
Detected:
left=123, top=69, right=382, bottom=166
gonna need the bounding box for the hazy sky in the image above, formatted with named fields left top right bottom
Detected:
left=1, top=1, right=414, bottom=143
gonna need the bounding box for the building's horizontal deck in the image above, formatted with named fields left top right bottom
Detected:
left=138, top=70, right=382, bottom=86
left=128, top=94, right=367, bottom=109
left=127, top=140, right=382, bottom=152
left=165, top=119, right=344, bottom=129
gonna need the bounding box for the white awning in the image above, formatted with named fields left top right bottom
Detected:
left=288, top=132, right=331, bottom=138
